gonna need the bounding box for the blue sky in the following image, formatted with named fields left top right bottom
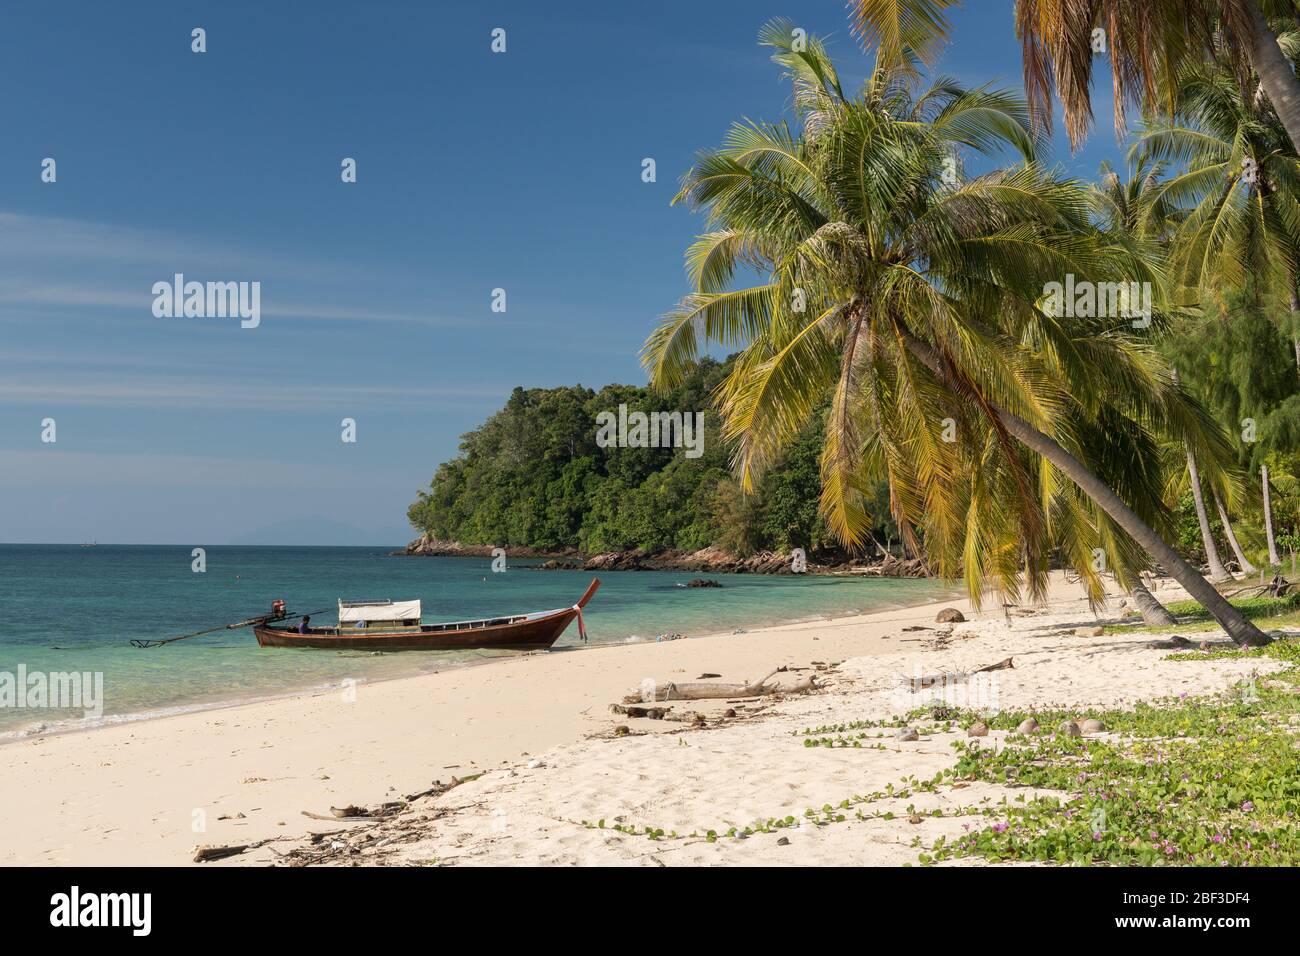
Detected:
left=0, top=0, right=1123, bottom=545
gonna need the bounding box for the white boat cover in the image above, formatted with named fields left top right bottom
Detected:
left=338, top=599, right=422, bottom=623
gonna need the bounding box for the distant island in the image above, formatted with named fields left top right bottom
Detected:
left=403, top=357, right=925, bottom=576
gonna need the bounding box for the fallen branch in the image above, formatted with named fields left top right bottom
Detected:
left=301, top=801, right=404, bottom=823
left=193, top=844, right=249, bottom=863
left=901, top=657, right=1014, bottom=688
left=625, top=667, right=819, bottom=702
left=192, top=835, right=283, bottom=863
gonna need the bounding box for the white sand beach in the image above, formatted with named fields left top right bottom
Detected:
left=0, top=573, right=1279, bottom=867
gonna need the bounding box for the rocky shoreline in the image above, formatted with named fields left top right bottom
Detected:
left=395, top=537, right=932, bottom=578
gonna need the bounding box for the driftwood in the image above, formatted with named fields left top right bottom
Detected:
left=200, top=778, right=471, bottom=867
left=193, top=844, right=249, bottom=863
left=193, top=835, right=283, bottom=863
left=610, top=703, right=670, bottom=719
left=625, top=667, right=819, bottom=703
left=301, top=801, right=405, bottom=823
left=902, top=657, right=1014, bottom=689
left=1224, top=574, right=1292, bottom=600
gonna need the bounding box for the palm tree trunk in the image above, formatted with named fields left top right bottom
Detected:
left=1214, top=489, right=1257, bottom=575
left=1129, top=581, right=1177, bottom=627
left=1289, top=292, right=1300, bottom=373
left=1003, top=414, right=1268, bottom=645
left=1186, top=450, right=1233, bottom=582
left=1263, top=463, right=1282, bottom=566
left=900, top=333, right=1271, bottom=646
left=1247, top=1, right=1300, bottom=157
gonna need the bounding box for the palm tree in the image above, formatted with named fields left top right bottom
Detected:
left=1263, top=462, right=1284, bottom=562
left=1089, top=159, right=1237, bottom=581
left=1186, top=444, right=1236, bottom=579
left=1130, top=54, right=1300, bottom=369
left=1215, top=487, right=1259, bottom=572
left=849, top=1, right=1300, bottom=156
left=1130, top=579, right=1180, bottom=624
left=645, top=24, right=1271, bottom=646
left=1253, top=393, right=1300, bottom=564
left=1127, top=59, right=1300, bottom=575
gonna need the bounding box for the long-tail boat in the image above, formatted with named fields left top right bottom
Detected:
left=251, top=578, right=600, bottom=651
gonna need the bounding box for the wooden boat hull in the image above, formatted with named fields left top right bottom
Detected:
left=253, top=579, right=599, bottom=651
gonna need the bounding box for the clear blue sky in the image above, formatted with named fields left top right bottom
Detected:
left=0, top=0, right=1122, bottom=545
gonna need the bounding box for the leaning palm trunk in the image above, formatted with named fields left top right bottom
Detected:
left=1262, top=464, right=1282, bottom=566
left=1129, top=581, right=1177, bottom=627
left=1002, top=410, right=1269, bottom=646
left=656, top=35, right=1273, bottom=651
left=1247, top=0, right=1300, bottom=157
left=1186, top=450, right=1233, bottom=582
left=1213, top=489, right=1257, bottom=575
left=901, top=334, right=1270, bottom=647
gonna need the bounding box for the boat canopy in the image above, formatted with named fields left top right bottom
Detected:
left=338, top=599, right=421, bottom=623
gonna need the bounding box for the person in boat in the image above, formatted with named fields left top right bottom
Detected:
left=298, top=615, right=311, bottom=635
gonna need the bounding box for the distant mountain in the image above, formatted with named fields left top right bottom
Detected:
left=230, top=516, right=407, bottom=546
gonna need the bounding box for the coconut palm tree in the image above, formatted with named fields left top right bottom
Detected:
left=849, top=1, right=1300, bottom=155
left=1130, top=55, right=1300, bottom=360
left=644, top=24, right=1271, bottom=645
left=1253, top=400, right=1300, bottom=563
left=1126, top=58, right=1300, bottom=574
left=1090, top=158, right=1179, bottom=244
left=1187, top=444, right=1237, bottom=579
left=1214, top=487, right=1259, bottom=572
left=1263, top=463, right=1284, bottom=561
left=1088, top=159, right=1238, bottom=581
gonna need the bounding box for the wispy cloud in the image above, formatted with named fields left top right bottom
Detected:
left=0, top=376, right=507, bottom=410
left=0, top=282, right=478, bottom=327
left=0, top=449, right=372, bottom=489
left=0, top=212, right=352, bottom=280
left=0, top=212, right=491, bottom=327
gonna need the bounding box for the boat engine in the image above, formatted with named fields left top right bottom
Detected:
left=270, top=599, right=287, bottom=621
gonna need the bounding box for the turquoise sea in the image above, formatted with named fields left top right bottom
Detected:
left=0, top=545, right=953, bottom=738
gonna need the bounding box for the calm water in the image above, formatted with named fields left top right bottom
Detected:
left=0, top=545, right=951, bottom=737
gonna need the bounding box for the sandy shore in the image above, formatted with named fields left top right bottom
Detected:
left=0, top=573, right=1277, bottom=866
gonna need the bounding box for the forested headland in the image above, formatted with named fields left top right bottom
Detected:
left=406, top=357, right=897, bottom=560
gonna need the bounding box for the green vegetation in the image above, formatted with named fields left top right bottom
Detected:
left=407, top=357, right=894, bottom=555
left=580, top=643, right=1300, bottom=865
left=641, top=21, right=1274, bottom=644
left=1104, top=592, right=1300, bottom=635
left=920, top=641, right=1300, bottom=866
left=407, top=9, right=1300, bottom=646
